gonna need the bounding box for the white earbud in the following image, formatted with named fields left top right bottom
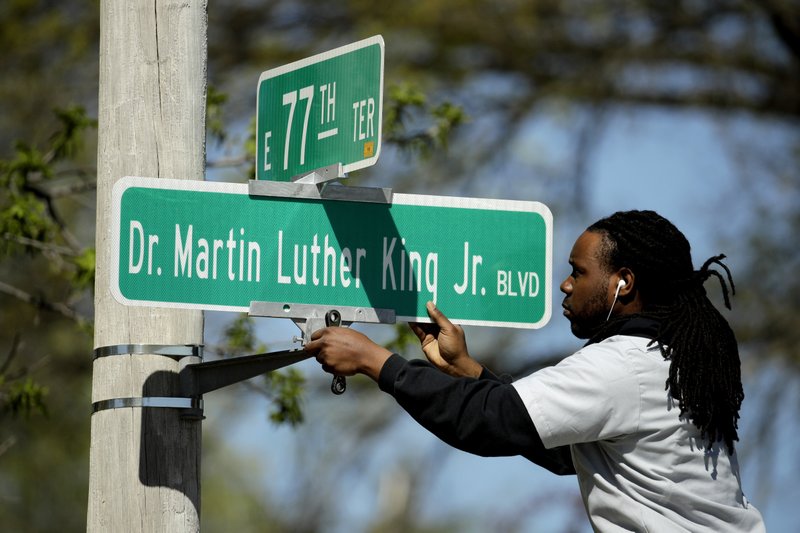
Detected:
left=607, top=279, right=627, bottom=321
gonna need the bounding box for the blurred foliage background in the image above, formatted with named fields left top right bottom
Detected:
left=1, top=0, right=798, bottom=531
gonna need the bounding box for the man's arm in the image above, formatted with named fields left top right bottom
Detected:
left=379, top=353, right=576, bottom=476
left=305, top=305, right=575, bottom=475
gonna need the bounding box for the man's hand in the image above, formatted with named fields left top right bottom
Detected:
left=304, top=327, right=392, bottom=382
left=409, top=301, right=482, bottom=378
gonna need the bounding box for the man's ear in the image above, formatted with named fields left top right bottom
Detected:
left=616, top=267, right=634, bottom=297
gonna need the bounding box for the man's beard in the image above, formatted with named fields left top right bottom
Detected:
left=564, top=286, right=609, bottom=339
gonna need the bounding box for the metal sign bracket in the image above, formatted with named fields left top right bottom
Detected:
left=248, top=163, right=393, bottom=205
left=175, top=302, right=395, bottom=406
left=248, top=301, right=397, bottom=396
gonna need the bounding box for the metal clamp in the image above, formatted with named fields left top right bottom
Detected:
left=92, top=396, right=203, bottom=413
left=93, top=344, right=203, bottom=361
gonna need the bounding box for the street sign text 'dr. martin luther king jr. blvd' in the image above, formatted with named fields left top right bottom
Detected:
left=111, top=177, right=553, bottom=329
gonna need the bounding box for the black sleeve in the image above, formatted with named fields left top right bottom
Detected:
left=377, top=354, right=575, bottom=476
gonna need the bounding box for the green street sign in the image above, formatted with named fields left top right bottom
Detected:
left=256, top=36, right=384, bottom=182
left=111, top=177, right=553, bottom=329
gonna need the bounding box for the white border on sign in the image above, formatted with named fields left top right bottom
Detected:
left=110, top=177, right=251, bottom=314
left=110, top=176, right=553, bottom=329
left=255, top=35, right=385, bottom=178
left=389, top=192, right=553, bottom=330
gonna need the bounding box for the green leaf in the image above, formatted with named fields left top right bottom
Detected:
left=383, top=82, right=467, bottom=155
left=0, top=192, right=54, bottom=254
left=431, top=101, right=468, bottom=148
left=264, top=368, right=305, bottom=426
left=3, top=377, right=49, bottom=418
left=384, top=82, right=427, bottom=139
left=50, top=105, right=96, bottom=161
left=244, top=116, right=257, bottom=180
left=225, top=314, right=269, bottom=354
left=383, top=323, right=419, bottom=354
left=207, top=85, right=229, bottom=144
left=69, top=247, right=95, bottom=290
left=4, top=141, right=51, bottom=187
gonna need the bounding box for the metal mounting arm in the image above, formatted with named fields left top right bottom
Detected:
left=181, top=348, right=311, bottom=397
left=175, top=303, right=395, bottom=401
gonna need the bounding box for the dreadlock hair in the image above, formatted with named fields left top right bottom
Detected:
left=587, top=210, right=744, bottom=454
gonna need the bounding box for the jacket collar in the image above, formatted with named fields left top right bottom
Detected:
left=586, top=315, right=660, bottom=346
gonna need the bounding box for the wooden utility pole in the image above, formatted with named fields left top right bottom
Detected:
left=88, top=1, right=207, bottom=531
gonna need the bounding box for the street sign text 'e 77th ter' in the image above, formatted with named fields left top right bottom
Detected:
left=256, top=36, right=384, bottom=182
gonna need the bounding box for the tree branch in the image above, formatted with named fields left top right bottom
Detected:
left=0, top=280, right=87, bottom=324
left=2, top=232, right=78, bottom=257
left=1, top=333, right=21, bottom=375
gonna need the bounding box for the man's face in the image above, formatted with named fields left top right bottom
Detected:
left=560, top=230, right=613, bottom=339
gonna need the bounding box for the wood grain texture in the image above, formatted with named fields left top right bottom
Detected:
left=89, top=1, right=207, bottom=531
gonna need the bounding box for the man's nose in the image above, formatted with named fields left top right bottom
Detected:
left=560, top=278, right=572, bottom=294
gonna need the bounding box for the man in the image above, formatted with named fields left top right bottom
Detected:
left=305, top=210, right=765, bottom=531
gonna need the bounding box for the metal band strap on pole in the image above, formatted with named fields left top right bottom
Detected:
left=93, top=344, right=204, bottom=360
left=92, top=346, right=205, bottom=417
left=92, top=397, right=203, bottom=413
